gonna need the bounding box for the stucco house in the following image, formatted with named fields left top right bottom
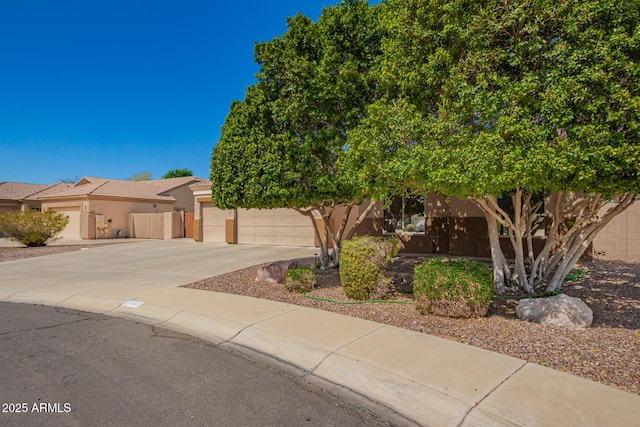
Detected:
left=37, top=176, right=206, bottom=239
left=192, top=183, right=639, bottom=261
left=191, top=181, right=382, bottom=247
left=1, top=176, right=206, bottom=240
left=190, top=181, right=322, bottom=245
left=191, top=183, right=485, bottom=254
left=0, top=182, right=70, bottom=214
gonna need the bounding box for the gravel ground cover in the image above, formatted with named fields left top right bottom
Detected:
left=184, top=257, right=640, bottom=395
left=0, top=245, right=86, bottom=262
left=2, top=245, right=638, bottom=394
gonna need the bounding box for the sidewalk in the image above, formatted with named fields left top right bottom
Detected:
left=1, top=240, right=639, bottom=426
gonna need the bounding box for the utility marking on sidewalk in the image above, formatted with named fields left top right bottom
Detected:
left=122, top=300, right=145, bottom=308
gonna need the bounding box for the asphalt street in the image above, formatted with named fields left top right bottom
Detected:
left=0, top=303, right=388, bottom=427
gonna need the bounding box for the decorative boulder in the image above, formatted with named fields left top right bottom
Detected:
left=255, top=260, right=299, bottom=284
left=516, top=294, right=593, bottom=328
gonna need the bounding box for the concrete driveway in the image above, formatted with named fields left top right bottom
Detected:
left=3, top=239, right=640, bottom=426
left=1, top=239, right=318, bottom=284
left=0, top=239, right=318, bottom=312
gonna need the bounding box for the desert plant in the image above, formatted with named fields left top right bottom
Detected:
left=413, top=258, right=493, bottom=318
left=285, top=267, right=318, bottom=293
left=0, top=210, right=69, bottom=247
left=339, top=236, right=398, bottom=300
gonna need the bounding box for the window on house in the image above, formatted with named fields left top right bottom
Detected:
left=383, top=193, right=425, bottom=234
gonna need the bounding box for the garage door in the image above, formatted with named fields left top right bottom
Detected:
left=50, top=207, right=81, bottom=240
left=202, top=203, right=233, bottom=242
left=237, top=208, right=315, bottom=246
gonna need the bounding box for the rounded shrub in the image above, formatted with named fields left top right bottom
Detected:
left=285, top=267, right=317, bottom=293
left=413, top=258, right=493, bottom=318
left=0, top=210, right=69, bottom=247
left=339, top=236, right=397, bottom=300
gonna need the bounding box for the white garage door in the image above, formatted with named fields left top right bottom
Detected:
left=202, top=203, right=233, bottom=242
left=237, top=208, right=315, bottom=246
left=50, top=207, right=81, bottom=240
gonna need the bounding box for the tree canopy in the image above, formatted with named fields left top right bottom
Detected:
left=210, top=0, right=639, bottom=284
left=348, top=0, right=639, bottom=292
left=210, top=0, right=384, bottom=268
left=162, top=168, right=193, bottom=179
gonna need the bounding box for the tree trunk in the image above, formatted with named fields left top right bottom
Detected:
left=485, top=211, right=510, bottom=294
left=475, top=191, right=636, bottom=294
left=294, top=200, right=378, bottom=270
left=544, top=192, right=635, bottom=291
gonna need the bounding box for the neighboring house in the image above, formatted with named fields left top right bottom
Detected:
left=0, top=182, right=70, bottom=214
left=190, top=181, right=380, bottom=247
left=191, top=181, right=483, bottom=252
left=191, top=181, right=319, bottom=245
left=193, top=184, right=640, bottom=261
left=1, top=176, right=206, bottom=240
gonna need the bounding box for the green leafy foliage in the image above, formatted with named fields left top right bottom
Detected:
left=354, top=0, right=639, bottom=200
left=413, top=258, right=493, bottom=318
left=0, top=210, right=70, bottom=247
left=210, top=1, right=383, bottom=210
left=209, top=1, right=385, bottom=268
left=339, top=236, right=398, bottom=300
left=348, top=0, right=639, bottom=292
left=284, top=267, right=318, bottom=293
left=565, top=269, right=587, bottom=282
left=162, top=169, right=193, bottom=179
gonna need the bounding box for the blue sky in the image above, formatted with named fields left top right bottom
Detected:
left=0, top=1, right=360, bottom=184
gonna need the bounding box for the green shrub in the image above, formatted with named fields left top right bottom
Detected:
left=413, top=258, right=493, bottom=318
left=285, top=267, right=317, bottom=293
left=339, top=236, right=398, bottom=300
left=0, top=210, right=69, bottom=247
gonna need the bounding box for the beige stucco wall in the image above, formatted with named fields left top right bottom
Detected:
left=88, top=198, right=173, bottom=238
left=42, top=197, right=174, bottom=239
left=593, top=202, right=640, bottom=261
left=164, top=185, right=197, bottom=212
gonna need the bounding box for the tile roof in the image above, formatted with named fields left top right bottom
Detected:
left=37, top=176, right=206, bottom=201
left=38, top=180, right=173, bottom=201
left=0, top=182, right=70, bottom=201
left=143, top=176, right=207, bottom=195
left=2, top=176, right=206, bottom=202
left=73, top=177, right=109, bottom=187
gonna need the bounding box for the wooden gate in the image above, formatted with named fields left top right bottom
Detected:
left=184, top=212, right=194, bottom=238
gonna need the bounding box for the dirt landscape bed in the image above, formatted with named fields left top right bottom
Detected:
left=184, top=257, right=640, bottom=395
left=2, top=245, right=638, bottom=395
left=0, top=245, right=86, bottom=262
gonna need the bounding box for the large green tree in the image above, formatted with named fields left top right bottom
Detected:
left=210, top=0, right=383, bottom=268
left=349, top=0, right=639, bottom=293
